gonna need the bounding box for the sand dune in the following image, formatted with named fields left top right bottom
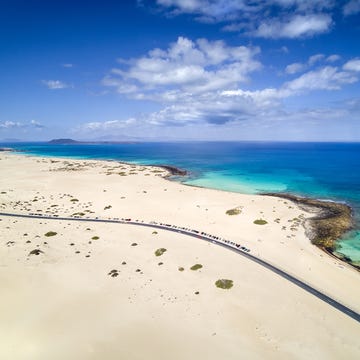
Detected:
left=1, top=153, right=359, bottom=359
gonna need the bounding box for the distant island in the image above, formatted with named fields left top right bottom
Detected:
left=48, top=139, right=80, bottom=144
left=48, top=138, right=136, bottom=144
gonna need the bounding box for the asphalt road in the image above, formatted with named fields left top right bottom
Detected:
left=1, top=211, right=359, bottom=324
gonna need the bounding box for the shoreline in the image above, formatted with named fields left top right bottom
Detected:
left=2, top=148, right=358, bottom=269
left=263, top=193, right=357, bottom=270
left=151, top=160, right=358, bottom=270
left=1, top=150, right=360, bottom=358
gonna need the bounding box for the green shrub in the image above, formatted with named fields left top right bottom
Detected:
left=44, top=231, right=57, bottom=237
left=92, top=236, right=99, bottom=240
left=226, top=207, right=241, bottom=215
left=254, top=219, right=268, bottom=225
left=155, top=248, right=167, bottom=256
left=29, top=249, right=44, bottom=256
left=215, top=279, right=233, bottom=289
left=190, top=264, right=203, bottom=271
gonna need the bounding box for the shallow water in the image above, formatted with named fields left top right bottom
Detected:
left=2, top=141, right=360, bottom=262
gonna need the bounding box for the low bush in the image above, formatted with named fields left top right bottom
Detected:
left=155, top=248, right=167, bottom=256
left=253, top=219, right=268, bottom=225
left=215, top=279, right=233, bottom=289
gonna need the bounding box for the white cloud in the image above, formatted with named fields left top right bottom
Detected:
left=285, top=62, right=305, bottom=74
left=0, top=120, right=44, bottom=129
left=0, top=121, right=22, bottom=129
left=308, top=53, right=324, bottom=65
left=79, top=118, right=137, bottom=131
left=283, top=66, right=358, bottom=92
left=62, top=63, right=74, bottom=68
left=156, top=1, right=333, bottom=21
left=30, top=120, right=45, bottom=129
left=343, top=59, right=360, bottom=72
left=253, top=14, right=332, bottom=39
left=103, top=37, right=261, bottom=95
left=343, top=0, right=360, bottom=16
left=221, top=66, right=359, bottom=102
left=326, top=54, right=341, bottom=63
left=156, top=0, right=335, bottom=39
left=41, top=80, right=71, bottom=90
left=100, top=36, right=360, bottom=130
left=284, top=53, right=344, bottom=76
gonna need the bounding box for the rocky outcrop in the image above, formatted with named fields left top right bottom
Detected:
left=158, top=165, right=187, bottom=176
left=264, top=193, right=357, bottom=269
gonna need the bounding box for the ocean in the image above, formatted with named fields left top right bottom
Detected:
left=2, top=141, right=360, bottom=264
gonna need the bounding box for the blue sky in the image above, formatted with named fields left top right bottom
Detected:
left=0, top=0, right=360, bottom=141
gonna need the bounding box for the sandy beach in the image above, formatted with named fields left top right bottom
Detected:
left=1, top=152, right=360, bottom=359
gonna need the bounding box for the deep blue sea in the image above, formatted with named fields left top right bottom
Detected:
left=2, top=141, right=360, bottom=264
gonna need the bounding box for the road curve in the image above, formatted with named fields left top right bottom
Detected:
left=1, top=211, right=360, bottom=324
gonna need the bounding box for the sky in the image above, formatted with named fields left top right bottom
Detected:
left=0, top=0, right=360, bottom=142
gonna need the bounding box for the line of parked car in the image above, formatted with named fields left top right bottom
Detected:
left=26, top=212, right=251, bottom=253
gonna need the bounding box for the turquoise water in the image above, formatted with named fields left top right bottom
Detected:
left=2, top=141, right=360, bottom=263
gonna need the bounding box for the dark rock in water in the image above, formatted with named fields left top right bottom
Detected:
left=263, top=192, right=356, bottom=268
left=158, top=165, right=187, bottom=176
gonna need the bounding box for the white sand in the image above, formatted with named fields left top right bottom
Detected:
left=1, top=153, right=359, bottom=359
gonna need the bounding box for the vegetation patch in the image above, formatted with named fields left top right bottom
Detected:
left=190, top=264, right=203, bottom=271
left=178, top=267, right=184, bottom=272
left=226, top=207, right=241, bottom=215
left=254, top=219, right=268, bottom=225
left=155, top=248, right=167, bottom=256
left=70, top=199, right=79, bottom=202
left=152, top=231, right=158, bottom=235
left=44, top=231, right=57, bottom=237
left=215, top=279, right=233, bottom=289
left=29, top=249, right=44, bottom=256
left=104, top=205, right=112, bottom=210
left=72, top=212, right=85, bottom=216
left=108, top=269, right=119, bottom=277
left=92, top=236, right=99, bottom=240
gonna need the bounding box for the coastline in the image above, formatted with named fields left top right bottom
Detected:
left=2, top=147, right=358, bottom=268
left=263, top=193, right=357, bottom=270
left=155, top=162, right=358, bottom=270
left=1, top=151, right=360, bottom=359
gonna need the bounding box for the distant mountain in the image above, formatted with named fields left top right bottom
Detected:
left=48, top=138, right=137, bottom=144
left=48, top=138, right=80, bottom=144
